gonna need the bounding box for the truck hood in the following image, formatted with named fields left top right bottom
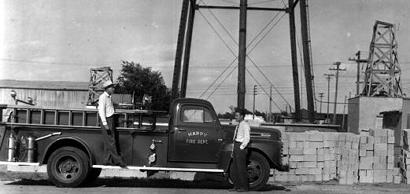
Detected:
left=221, top=124, right=282, bottom=141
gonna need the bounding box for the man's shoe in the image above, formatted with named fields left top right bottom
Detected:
left=228, top=188, right=238, bottom=192
left=236, top=188, right=248, bottom=192
left=118, top=162, right=127, bottom=168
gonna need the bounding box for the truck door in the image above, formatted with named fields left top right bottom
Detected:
left=168, top=105, right=222, bottom=163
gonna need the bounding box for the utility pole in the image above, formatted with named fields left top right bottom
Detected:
left=172, top=0, right=190, bottom=100
left=329, top=62, right=346, bottom=124
left=324, top=73, right=334, bottom=122
left=237, top=0, right=247, bottom=110
left=349, top=51, right=367, bottom=96
left=269, top=85, right=272, bottom=122
left=318, top=92, right=324, bottom=113
left=299, top=0, right=315, bottom=123
left=288, top=0, right=301, bottom=122
left=180, top=0, right=197, bottom=98
left=253, top=85, right=257, bottom=119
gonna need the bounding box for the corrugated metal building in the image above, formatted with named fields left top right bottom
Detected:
left=0, top=80, right=89, bottom=108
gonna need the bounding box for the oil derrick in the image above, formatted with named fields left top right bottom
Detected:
left=87, top=67, right=113, bottom=106
left=362, top=21, right=402, bottom=97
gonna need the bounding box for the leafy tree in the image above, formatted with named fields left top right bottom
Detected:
left=116, top=61, right=171, bottom=111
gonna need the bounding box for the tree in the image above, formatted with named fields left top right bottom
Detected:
left=116, top=61, right=171, bottom=111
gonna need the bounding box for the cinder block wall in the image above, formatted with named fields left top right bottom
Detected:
left=273, top=129, right=403, bottom=184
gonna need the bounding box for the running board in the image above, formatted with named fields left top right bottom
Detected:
left=92, top=165, right=224, bottom=173
left=0, top=161, right=40, bottom=166
left=0, top=161, right=224, bottom=173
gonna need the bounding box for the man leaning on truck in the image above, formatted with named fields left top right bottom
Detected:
left=230, top=109, right=250, bottom=192
left=98, top=80, right=126, bottom=168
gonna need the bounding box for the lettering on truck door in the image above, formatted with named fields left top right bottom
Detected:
left=168, top=105, right=222, bottom=163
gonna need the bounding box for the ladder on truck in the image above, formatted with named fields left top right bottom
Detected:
left=0, top=104, right=168, bottom=130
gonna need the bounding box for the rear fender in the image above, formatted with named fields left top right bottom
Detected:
left=41, top=137, right=94, bottom=165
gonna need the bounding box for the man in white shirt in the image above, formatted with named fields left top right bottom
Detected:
left=230, top=109, right=250, bottom=192
left=98, top=80, right=126, bottom=167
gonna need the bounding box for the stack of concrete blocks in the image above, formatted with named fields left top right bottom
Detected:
left=358, top=129, right=401, bottom=184
left=273, top=129, right=403, bottom=184
left=274, top=131, right=339, bottom=182
left=401, top=129, right=410, bottom=184
left=335, top=133, right=360, bottom=184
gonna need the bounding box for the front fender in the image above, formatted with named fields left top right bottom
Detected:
left=249, top=139, right=283, bottom=169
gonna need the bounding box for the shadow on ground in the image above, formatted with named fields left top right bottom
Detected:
left=6, top=178, right=290, bottom=192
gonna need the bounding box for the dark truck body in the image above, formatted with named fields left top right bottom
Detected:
left=0, top=98, right=286, bottom=189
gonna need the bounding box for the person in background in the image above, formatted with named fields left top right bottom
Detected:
left=98, top=80, right=126, bottom=168
left=230, top=109, right=250, bottom=192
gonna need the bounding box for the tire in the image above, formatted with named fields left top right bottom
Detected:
left=47, top=146, right=90, bottom=187
left=85, top=168, right=102, bottom=184
left=229, top=151, right=270, bottom=191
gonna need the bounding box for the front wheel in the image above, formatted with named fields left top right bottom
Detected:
left=47, top=146, right=90, bottom=187
left=229, top=151, right=270, bottom=191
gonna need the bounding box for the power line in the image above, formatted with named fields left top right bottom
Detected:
left=246, top=68, right=284, bottom=112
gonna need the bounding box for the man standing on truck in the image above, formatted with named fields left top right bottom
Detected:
left=230, top=109, right=250, bottom=192
left=98, top=80, right=126, bottom=168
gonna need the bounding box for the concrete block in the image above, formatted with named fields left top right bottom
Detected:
left=323, top=140, right=336, bottom=148
left=304, top=154, right=317, bottom=162
left=359, top=170, right=374, bottom=183
left=308, top=132, right=323, bottom=142
left=289, top=155, right=304, bottom=162
left=317, top=161, right=324, bottom=168
left=374, top=143, right=388, bottom=156
left=387, top=162, right=394, bottom=170
left=295, top=168, right=310, bottom=175
left=289, top=148, right=304, bottom=155
left=308, top=168, right=322, bottom=175
left=325, top=133, right=340, bottom=141
left=388, top=133, right=395, bottom=144
left=373, top=169, right=387, bottom=183
left=359, top=156, right=374, bottom=169
left=289, top=161, right=297, bottom=169
left=366, top=150, right=374, bottom=156
left=387, top=144, right=394, bottom=155
left=366, top=136, right=375, bottom=150
left=303, top=147, right=317, bottom=155
left=170, top=172, right=195, bottom=180
left=374, top=156, right=387, bottom=169
left=301, top=161, right=317, bottom=168
left=359, top=147, right=367, bottom=157
left=294, top=133, right=307, bottom=141
left=324, top=160, right=336, bottom=169
left=288, top=140, right=297, bottom=148
left=360, top=136, right=368, bottom=144
left=393, top=175, right=402, bottom=184
left=370, top=128, right=387, bottom=137
left=296, top=141, right=304, bottom=148
left=314, top=174, right=322, bottom=182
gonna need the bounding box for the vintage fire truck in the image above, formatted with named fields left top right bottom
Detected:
left=0, top=98, right=287, bottom=190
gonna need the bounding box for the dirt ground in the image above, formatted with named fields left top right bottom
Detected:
left=1, top=168, right=410, bottom=194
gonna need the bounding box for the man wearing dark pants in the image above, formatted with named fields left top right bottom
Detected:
left=230, top=109, right=250, bottom=192
left=98, top=80, right=126, bottom=168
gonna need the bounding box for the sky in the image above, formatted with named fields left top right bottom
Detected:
left=1, top=0, right=410, bottom=114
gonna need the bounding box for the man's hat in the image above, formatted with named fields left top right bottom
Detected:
left=102, top=80, right=115, bottom=89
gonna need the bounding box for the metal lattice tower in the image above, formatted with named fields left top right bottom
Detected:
left=362, top=20, right=402, bottom=97
left=87, top=67, right=113, bottom=106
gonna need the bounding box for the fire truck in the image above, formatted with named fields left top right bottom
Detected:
left=0, top=98, right=287, bottom=190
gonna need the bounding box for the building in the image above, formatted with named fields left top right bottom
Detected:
left=0, top=80, right=131, bottom=109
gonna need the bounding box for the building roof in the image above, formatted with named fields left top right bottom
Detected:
left=0, top=79, right=89, bottom=91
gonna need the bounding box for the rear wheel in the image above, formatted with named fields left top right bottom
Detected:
left=47, top=146, right=90, bottom=187
left=229, top=151, right=270, bottom=191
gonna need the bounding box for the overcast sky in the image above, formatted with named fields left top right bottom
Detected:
left=1, top=0, right=410, bottom=113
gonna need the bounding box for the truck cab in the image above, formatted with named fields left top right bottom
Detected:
left=0, top=98, right=287, bottom=190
